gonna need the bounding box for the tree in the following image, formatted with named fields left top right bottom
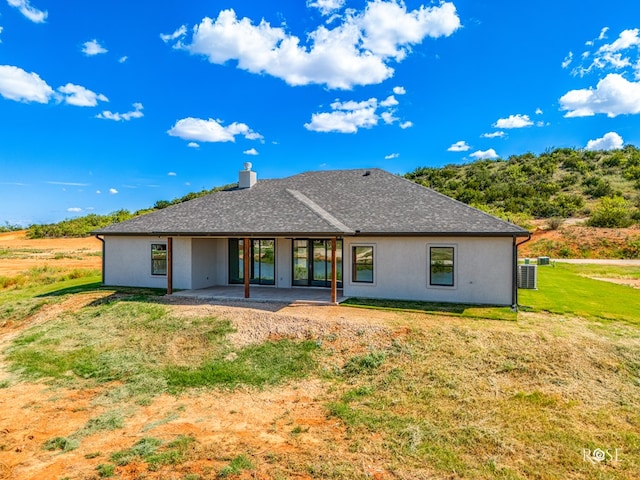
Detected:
left=587, top=196, right=634, bottom=228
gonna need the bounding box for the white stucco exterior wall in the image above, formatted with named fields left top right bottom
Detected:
left=104, top=236, right=189, bottom=289
left=343, top=236, right=514, bottom=305
left=191, top=238, right=227, bottom=289
left=104, top=235, right=515, bottom=305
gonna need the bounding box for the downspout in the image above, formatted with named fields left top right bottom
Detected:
left=95, top=235, right=105, bottom=285
left=512, top=233, right=532, bottom=310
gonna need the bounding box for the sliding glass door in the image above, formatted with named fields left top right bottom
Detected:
left=292, top=239, right=342, bottom=288
left=229, top=239, right=275, bottom=285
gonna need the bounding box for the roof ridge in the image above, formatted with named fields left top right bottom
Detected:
left=286, top=189, right=354, bottom=234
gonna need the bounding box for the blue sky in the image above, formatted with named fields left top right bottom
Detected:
left=1, top=0, right=640, bottom=225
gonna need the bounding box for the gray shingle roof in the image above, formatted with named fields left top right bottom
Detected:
left=94, top=168, right=529, bottom=237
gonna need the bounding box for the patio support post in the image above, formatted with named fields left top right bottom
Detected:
left=243, top=237, right=250, bottom=298
left=167, top=237, right=173, bottom=295
left=331, top=236, right=337, bottom=304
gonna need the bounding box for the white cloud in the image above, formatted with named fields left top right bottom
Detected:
left=380, top=95, right=398, bottom=107
left=187, top=142, right=200, bottom=148
left=481, top=131, right=505, bottom=139
left=598, top=28, right=640, bottom=54
left=562, top=51, right=573, bottom=69
left=58, top=83, right=108, bottom=107
left=96, top=102, right=144, bottom=121
left=493, top=114, right=533, bottom=129
left=571, top=28, right=640, bottom=77
left=82, top=39, right=108, bottom=56
left=46, top=181, right=90, bottom=186
left=67, top=207, right=82, bottom=212
left=447, top=140, right=470, bottom=152
left=399, top=121, right=413, bottom=129
left=380, top=110, right=398, bottom=124
left=384, top=153, right=399, bottom=159
left=393, top=86, right=406, bottom=95
left=585, top=131, right=624, bottom=151
left=599, top=27, right=609, bottom=40
left=96, top=190, right=101, bottom=194
left=307, top=0, right=345, bottom=16
left=305, top=98, right=378, bottom=133
left=535, top=108, right=543, bottom=115
left=168, top=117, right=263, bottom=143
left=160, top=25, right=187, bottom=43
left=118, top=56, right=128, bottom=63
left=0, top=26, right=3, bottom=43
left=109, top=188, right=118, bottom=195
left=172, top=2, right=460, bottom=89
left=560, top=73, right=640, bottom=117
left=305, top=94, right=406, bottom=133
left=7, top=0, right=47, bottom=23
left=0, top=64, right=53, bottom=103
left=168, top=172, right=177, bottom=176
left=470, top=149, right=498, bottom=160
left=358, top=0, right=461, bottom=61
left=243, top=148, right=259, bottom=155
left=304, top=91, right=404, bottom=133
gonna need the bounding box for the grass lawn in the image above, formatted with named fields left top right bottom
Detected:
left=518, top=263, right=640, bottom=324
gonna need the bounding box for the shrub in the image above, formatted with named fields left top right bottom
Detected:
left=546, top=217, right=564, bottom=230
left=587, top=196, right=634, bottom=228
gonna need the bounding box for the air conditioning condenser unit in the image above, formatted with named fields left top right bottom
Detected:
left=518, top=264, right=537, bottom=289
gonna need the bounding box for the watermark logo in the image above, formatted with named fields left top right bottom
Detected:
left=583, top=448, right=619, bottom=464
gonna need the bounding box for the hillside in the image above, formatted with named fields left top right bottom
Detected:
left=16, top=147, right=640, bottom=240
left=406, top=145, right=640, bottom=225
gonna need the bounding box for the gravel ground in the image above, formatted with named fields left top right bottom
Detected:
left=161, top=296, right=391, bottom=348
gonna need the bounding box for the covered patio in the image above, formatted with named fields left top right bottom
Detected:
left=171, top=286, right=347, bottom=305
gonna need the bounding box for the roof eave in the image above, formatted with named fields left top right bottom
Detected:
left=93, top=230, right=530, bottom=238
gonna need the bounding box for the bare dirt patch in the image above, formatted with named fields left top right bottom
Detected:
left=520, top=221, right=640, bottom=259
left=0, top=231, right=101, bottom=276
left=589, top=277, right=640, bottom=289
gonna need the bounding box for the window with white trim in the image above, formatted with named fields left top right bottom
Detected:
left=429, top=245, right=455, bottom=287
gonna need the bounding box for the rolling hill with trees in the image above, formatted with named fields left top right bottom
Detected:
left=405, top=145, right=640, bottom=228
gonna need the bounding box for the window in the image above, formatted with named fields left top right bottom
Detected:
left=352, top=245, right=374, bottom=283
left=228, top=239, right=275, bottom=285
left=430, top=246, right=455, bottom=287
left=151, top=243, right=167, bottom=276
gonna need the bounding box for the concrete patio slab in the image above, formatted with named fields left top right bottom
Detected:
left=171, top=285, right=346, bottom=305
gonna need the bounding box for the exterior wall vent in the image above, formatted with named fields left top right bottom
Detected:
left=238, top=162, right=257, bottom=189
left=517, top=264, right=537, bottom=289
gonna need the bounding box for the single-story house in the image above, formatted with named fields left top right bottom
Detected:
left=94, top=166, right=530, bottom=306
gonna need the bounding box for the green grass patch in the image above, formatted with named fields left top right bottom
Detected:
left=165, top=339, right=319, bottom=390
left=219, top=454, right=255, bottom=477
left=0, top=267, right=99, bottom=292
left=43, top=436, right=80, bottom=452
left=96, top=463, right=115, bottom=477
left=109, top=435, right=195, bottom=470
left=341, top=297, right=517, bottom=321
left=519, top=263, right=640, bottom=324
